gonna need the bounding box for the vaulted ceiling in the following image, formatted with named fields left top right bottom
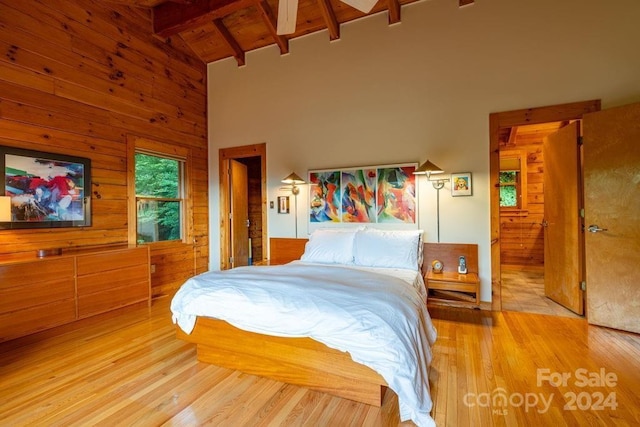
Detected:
left=104, top=0, right=474, bottom=66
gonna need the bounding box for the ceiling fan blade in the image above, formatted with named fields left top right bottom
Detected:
left=340, top=0, right=378, bottom=14
left=277, top=0, right=299, bottom=35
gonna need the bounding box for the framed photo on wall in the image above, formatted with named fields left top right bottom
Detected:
left=451, top=172, right=472, bottom=197
left=277, top=196, right=290, bottom=214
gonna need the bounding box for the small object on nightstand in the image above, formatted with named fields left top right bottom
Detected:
left=458, top=255, right=467, bottom=274
left=432, top=259, right=444, bottom=274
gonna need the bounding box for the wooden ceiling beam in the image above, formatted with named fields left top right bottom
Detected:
left=317, top=0, right=340, bottom=40
left=255, top=0, right=290, bottom=55
left=388, top=0, right=400, bottom=24
left=212, top=19, right=246, bottom=66
left=459, top=0, right=474, bottom=6
left=153, top=0, right=254, bottom=37
left=508, top=126, right=519, bottom=145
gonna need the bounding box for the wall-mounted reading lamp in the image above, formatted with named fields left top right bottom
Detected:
left=414, top=160, right=450, bottom=242
left=0, top=196, right=11, bottom=222
left=281, top=172, right=305, bottom=238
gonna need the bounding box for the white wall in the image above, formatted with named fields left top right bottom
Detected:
left=207, top=0, right=640, bottom=301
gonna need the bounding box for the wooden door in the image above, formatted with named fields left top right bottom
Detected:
left=230, top=159, right=249, bottom=268
left=583, top=102, right=640, bottom=333
left=543, top=121, right=584, bottom=314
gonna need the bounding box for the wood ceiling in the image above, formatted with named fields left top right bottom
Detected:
left=499, top=122, right=566, bottom=148
left=104, top=0, right=475, bottom=66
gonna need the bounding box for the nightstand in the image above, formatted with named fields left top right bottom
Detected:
left=422, top=242, right=480, bottom=309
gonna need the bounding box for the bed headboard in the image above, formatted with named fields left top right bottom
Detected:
left=422, top=242, right=479, bottom=275
left=269, top=238, right=309, bottom=265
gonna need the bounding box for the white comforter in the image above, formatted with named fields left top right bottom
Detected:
left=171, top=261, right=438, bottom=427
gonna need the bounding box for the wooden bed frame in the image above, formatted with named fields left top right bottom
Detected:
left=175, top=237, right=388, bottom=406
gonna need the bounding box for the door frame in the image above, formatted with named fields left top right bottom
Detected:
left=219, top=143, right=267, bottom=270
left=489, top=100, right=600, bottom=311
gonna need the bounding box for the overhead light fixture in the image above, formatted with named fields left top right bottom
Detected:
left=0, top=196, right=11, bottom=222
left=281, top=172, right=306, bottom=238
left=414, top=160, right=450, bottom=242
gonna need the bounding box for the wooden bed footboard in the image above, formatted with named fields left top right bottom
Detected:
left=176, top=317, right=388, bottom=407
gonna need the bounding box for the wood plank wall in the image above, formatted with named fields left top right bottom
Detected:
left=499, top=135, right=545, bottom=266
left=0, top=0, right=208, bottom=297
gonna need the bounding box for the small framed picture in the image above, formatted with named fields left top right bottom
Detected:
left=277, top=196, right=290, bottom=214
left=451, top=172, right=472, bottom=197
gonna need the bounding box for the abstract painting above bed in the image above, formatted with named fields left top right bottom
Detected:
left=309, top=163, right=417, bottom=225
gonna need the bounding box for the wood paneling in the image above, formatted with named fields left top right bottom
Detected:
left=0, top=0, right=208, bottom=297
left=499, top=125, right=552, bottom=267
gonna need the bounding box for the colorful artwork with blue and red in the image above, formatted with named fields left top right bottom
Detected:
left=309, top=171, right=341, bottom=222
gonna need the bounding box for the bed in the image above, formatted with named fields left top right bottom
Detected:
left=171, top=228, right=437, bottom=427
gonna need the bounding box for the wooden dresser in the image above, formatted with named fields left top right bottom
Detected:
left=0, top=245, right=150, bottom=342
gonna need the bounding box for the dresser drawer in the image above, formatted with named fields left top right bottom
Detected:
left=0, top=278, right=75, bottom=313
left=0, top=257, right=75, bottom=289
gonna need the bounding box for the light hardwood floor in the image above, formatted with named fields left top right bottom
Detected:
left=501, top=266, right=582, bottom=318
left=1, top=297, right=639, bottom=426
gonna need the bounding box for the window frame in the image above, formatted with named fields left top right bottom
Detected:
left=135, top=151, right=185, bottom=243
left=499, top=170, right=521, bottom=208
left=499, top=150, right=528, bottom=215
left=127, top=136, right=193, bottom=247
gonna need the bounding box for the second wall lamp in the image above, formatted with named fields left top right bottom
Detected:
left=414, top=160, right=450, bottom=242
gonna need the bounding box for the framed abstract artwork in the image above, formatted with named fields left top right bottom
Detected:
left=309, top=163, right=417, bottom=224
left=1, top=145, right=91, bottom=229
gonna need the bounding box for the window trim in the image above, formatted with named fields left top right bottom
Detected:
left=499, top=170, right=521, bottom=208
left=499, top=149, right=528, bottom=213
left=127, top=136, right=193, bottom=246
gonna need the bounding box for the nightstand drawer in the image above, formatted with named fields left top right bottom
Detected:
left=425, top=271, right=480, bottom=306
left=428, top=279, right=478, bottom=294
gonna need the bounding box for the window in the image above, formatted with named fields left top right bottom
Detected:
left=499, top=151, right=527, bottom=212
left=135, top=152, right=184, bottom=243
left=499, top=170, right=520, bottom=208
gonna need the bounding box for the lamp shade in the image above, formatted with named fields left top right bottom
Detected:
left=281, top=172, right=305, bottom=184
left=413, top=160, right=445, bottom=178
left=0, top=196, right=11, bottom=222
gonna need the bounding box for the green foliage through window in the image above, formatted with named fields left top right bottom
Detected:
left=500, top=171, right=518, bottom=208
left=135, top=153, right=183, bottom=243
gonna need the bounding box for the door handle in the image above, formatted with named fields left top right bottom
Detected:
left=587, top=224, right=608, bottom=233
left=541, top=219, right=549, bottom=227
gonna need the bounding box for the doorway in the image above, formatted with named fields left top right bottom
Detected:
left=219, top=143, right=267, bottom=270
left=497, top=122, right=581, bottom=318
left=489, top=100, right=601, bottom=313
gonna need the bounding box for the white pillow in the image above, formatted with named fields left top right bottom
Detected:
left=353, top=229, right=423, bottom=270
left=301, top=229, right=357, bottom=264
